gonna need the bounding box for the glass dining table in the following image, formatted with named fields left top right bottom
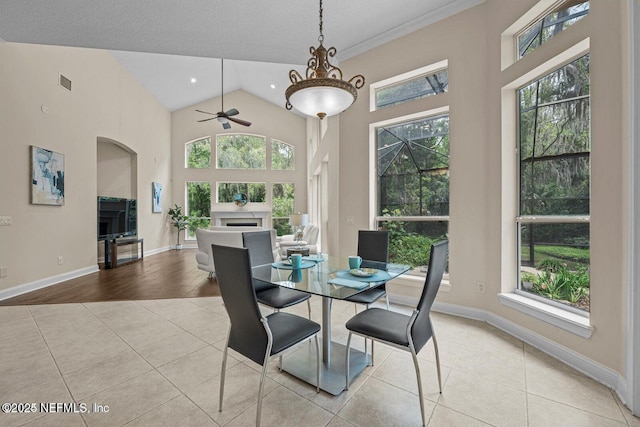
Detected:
left=252, top=255, right=410, bottom=395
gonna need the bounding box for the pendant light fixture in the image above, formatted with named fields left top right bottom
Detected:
left=285, top=0, right=365, bottom=120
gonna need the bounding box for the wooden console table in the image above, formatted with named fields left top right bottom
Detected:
left=104, top=237, right=143, bottom=268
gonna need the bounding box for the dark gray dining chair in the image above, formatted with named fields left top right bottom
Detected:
left=344, top=230, right=390, bottom=310
left=212, top=244, right=321, bottom=427
left=344, top=240, right=449, bottom=427
left=242, top=230, right=312, bottom=318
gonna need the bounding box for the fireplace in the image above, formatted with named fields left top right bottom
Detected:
left=210, top=209, right=270, bottom=227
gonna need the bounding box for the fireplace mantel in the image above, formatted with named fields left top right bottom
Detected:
left=210, top=209, right=270, bottom=227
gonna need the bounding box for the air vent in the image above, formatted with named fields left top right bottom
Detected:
left=59, top=74, right=72, bottom=92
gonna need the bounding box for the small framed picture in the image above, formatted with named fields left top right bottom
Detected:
left=31, top=146, right=65, bottom=206
left=152, top=182, right=163, bottom=213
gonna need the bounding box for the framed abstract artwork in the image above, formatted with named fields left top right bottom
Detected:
left=152, top=182, right=163, bottom=213
left=31, top=146, right=65, bottom=206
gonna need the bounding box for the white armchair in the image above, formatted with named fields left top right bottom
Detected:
left=196, top=227, right=279, bottom=277
left=277, top=224, right=319, bottom=257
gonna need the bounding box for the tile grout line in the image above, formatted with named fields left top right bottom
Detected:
left=85, top=301, right=225, bottom=425
left=26, top=304, right=90, bottom=427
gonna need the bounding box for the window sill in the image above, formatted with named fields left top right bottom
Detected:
left=498, top=292, right=593, bottom=338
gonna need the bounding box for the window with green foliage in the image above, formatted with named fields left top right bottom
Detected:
left=518, top=1, right=589, bottom=58
left=375, top=69, right=448, bottom=110
left=186, top=182, right=211, bottom=239
left=217, top=182, right=266, bottom=203
left=185, top=137, right=211, bottom=168
left=272, top=140, right=295, bottom=170
left=216, top=134, right=266, bottom=169
left=272, top=183, right=295, bottom=236
left=375, top=114, right=450, bottom=272
left=518, top=54, right=590, bottom=311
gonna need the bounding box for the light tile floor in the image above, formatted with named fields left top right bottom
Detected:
left=1, top=297, right=638, bottom=427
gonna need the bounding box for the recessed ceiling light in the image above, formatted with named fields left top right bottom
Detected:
left=270, top=84, right=276, bottom=89
left=190, top=77, right=197, bottom=83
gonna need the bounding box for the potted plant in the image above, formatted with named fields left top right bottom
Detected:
left=168, top=204, right=189, bottom=249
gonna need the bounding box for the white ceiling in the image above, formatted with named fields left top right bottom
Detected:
left=0, top=0, right=483, bottom=112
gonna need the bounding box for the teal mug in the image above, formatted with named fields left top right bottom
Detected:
left=348, top=255, right=362, bottom=270
left=289, top=269, right=302, bottom=283
left=288, top=253, right=303, bottom=269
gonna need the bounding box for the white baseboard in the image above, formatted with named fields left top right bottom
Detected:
left=0, top=246, right=175, bottom=302
left=146, top=245, right=173, bottom=256
left=429, top=300, right=627, bottom=408
left=0, top=265, right=99, bottom=302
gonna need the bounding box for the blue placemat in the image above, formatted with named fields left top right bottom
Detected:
left=328, top=277, right=369, bottom=290
left=271, top=260, right=316, bottom=270
left=336, top=269, right=392, bottom=282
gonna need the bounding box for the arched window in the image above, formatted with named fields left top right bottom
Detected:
left=185, top=137, right=211, bottom=168
left=216, top=134, right=266, bottom=169
left=271, top=140, right=295, bottom=170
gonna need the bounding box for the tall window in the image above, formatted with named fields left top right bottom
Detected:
left=271, top=140, right=295, bottom=170
left=272, top=183, right=295, bottom=236
left=185, top=137, right=211, bottom=168
left=517, top=54, right=590, bottom=311
left=375, top=114, right=449, bottom=272
left=186, top=182, right=211, bottom=238
left=217, top=182, right=266, bottom=203
left=518, top=1, right=589, bottom=58
left=216, top=134, right=266, bottom=169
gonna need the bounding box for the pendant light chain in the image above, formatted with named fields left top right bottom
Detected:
left=318, top=0, right=324, bottom=45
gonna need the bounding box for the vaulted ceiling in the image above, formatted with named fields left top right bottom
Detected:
left=0, top=0, right=483, bottom=111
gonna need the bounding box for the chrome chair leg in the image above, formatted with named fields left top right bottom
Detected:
left=345, top=332, right=353, bottom=390
left=371, top=340, right=375, bottom=366
left=257, top=354, right=271, bottom=427
left=365, top=337, right=368, bottom=361
left=385, top=293, right=390, bottom=310
left=410, top=346, right=426, bottom=427
left=307, top=299, right=312, bottom=319
left=315, top=334, right=320, bottom=392
left=219, top=329, right=230, bottom=412
left=432, top=332, right=443, bottom=393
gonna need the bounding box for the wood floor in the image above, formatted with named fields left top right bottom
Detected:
left=0, top=249, right=219, bottom=306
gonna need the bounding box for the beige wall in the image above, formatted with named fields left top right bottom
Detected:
left=97, top=139, right=136, bottom=199
left=0, top=43, right=172, bottom=291
left=336, top=0, right=629, bottom=374
left=170, top=90, right=307, bottom=240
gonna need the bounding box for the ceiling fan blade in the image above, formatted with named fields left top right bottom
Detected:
left=197, top=117, right=217, bottom=122
left=195, top=109, right=216, bottom=116
left=227, top=116, right=252, bottom=127
left=225, top=108, right=239, bottom=117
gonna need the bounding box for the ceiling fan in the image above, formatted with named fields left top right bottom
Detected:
left=196, top=59, right=251, bottom=129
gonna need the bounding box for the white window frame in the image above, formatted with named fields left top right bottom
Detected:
left=499, top=38, right=592, bottom=336
left=271, top=139, right=295, bottom=171
left=369, top=107, right=450, bottom=279
left=369, top=60, right=448, bottom=112
left=184, top=136, right=211, bottom=169
left=215, top=133, right=267, bottom=170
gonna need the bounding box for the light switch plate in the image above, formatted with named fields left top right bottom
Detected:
left=0, top=216, right=12, bottom=226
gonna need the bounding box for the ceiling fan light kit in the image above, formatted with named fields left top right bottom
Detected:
left=285, top=0, right=365, bottom=120
left=196, top=59, right=252, bottom=129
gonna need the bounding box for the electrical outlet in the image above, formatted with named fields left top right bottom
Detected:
left=477, top=281, right=485, bottom=293
left=0, top=266, right=7, bottom=278
left=58, top=256, right=64, bottom=265
left=0, top=216, right=12, bottom=226
left=346, top=216, right=355, bottom=225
